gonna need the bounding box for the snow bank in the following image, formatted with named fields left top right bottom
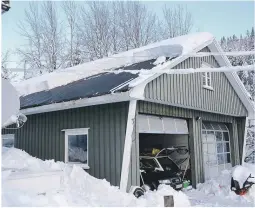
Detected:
left=15, top=32, right=214, bottom=96
left=185, top=167, right=255, bottom=207
left=2, top=147, right=191, bottom=207
left=2, top=147, right=65, bottom=172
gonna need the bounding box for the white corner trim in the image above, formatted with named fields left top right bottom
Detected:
left=120, top=100, right=137, bottom=192
left=241, top=117, right=249, bottom=165
left=20, top=92, right=131, bottom=115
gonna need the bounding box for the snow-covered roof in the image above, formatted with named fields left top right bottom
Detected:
left=16, top=32, right=214, bottom=97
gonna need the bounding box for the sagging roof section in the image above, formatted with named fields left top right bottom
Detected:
left=20, top=72, right=139, bottom=109
left=20, top=57, right=177, bottom=109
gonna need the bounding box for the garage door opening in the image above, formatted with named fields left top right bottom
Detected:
left=138, top=115, right=191, bottom=190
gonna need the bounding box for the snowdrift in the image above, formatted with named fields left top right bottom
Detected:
left=2, top=147, right=191, bottom=207
left=185, top=167, right=255, bottom=207
left=2, top=147, right=255, bottom=207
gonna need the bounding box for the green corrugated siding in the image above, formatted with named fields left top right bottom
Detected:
left=2, top=102, right=129, bottom=187
left=144, top=47, right=248, bottom=116
left=131, top=101, right=241, bottom=186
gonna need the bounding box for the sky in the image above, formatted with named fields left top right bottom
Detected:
left=1, top=0, right=255, bottom=67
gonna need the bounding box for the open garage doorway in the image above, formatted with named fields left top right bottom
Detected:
left=138, top=114, right=192, bottom=190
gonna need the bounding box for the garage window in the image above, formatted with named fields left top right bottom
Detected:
left=62, top=128, right=89, bottom=169
left=201, top=62, right=213, bottom=90
left=202, top=123, right=231, bottom=179
left=2, top=134, right=14, bottom=148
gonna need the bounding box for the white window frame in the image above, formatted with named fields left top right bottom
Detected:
left=62, top=128, right=90, bottom=169
left=201, top=62, right=213, bottom=90
left=2, top=134, right=15, bottom=148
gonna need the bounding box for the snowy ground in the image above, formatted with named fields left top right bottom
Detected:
left=2, top=147, right=255, bottom=207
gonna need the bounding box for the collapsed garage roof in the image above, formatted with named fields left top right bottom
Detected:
left=16, top=32, right=214, bottom=109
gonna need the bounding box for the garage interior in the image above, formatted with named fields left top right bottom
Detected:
left=138, top=114, right=192, bottom=183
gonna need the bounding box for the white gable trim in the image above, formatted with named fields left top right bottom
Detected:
left=208, top=40, right=255, bottom=118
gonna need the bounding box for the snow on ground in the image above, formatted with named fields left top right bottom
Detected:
left=2, top=147, right=255, bottom=207
left=184, top=167, right=255, bottom=207
left=2, top=148, right=190, bottom=207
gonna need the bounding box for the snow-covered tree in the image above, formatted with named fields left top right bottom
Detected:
left=161, top=4, right=193, bottom=39
left=62, top=1, right=83, bottom=67
left=17, top=2, right=65, bottom=77
left=221, top=27, right=255, bottom=100
left=1, top=51, right=17, bottom=80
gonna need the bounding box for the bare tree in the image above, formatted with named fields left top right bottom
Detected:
left=62, top=1, right=83, bottom=67
left=116, top=1, right=159, bottom=50
left=17, top=1, right=64, bottom=76
left=78, top=1, right=112, bottom=60
left=1, top=51, right=17, bottom=80
left=161, top=4, right=193, bottom=38
left=17, top=3, right=45, bottom=74
left=41, top=1, right=64, bottom=71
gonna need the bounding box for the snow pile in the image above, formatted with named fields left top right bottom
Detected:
left=2, top=147, right=65, bottom=172
left=15, top=32, right=214, bottom=96
left=142, top=185, right=191, bottom=207
left=185, top=167, right=255, bottom=207
left=153, top=56, right=167, bottom=65
left=2, top=147, right=191, bottom=207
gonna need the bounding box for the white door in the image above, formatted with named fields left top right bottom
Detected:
left=202, top=123, right=232, bottom=180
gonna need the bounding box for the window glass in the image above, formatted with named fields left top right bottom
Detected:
left=206, top=131, right=215, bottom=143
left=219, top=124, right=228, bottom=131
left=140, top=158, right=158, bottom=170
left=217, top=143, right=224, bottom=153
left=223, top=142, right=230, bottom=153
left=68, top=134, right=87, bottom=163
left=223, top=132, right=229, bottom=141
left=212, top=123, right=221, bottom=130
left=215, top=132, right=223, bottom=141
left=224, top=153, right=231, bottom=163
left=217, top=154, right=224, bottom=165
left=204, top=123, right=213, bottom=130
left=207, top=78, right=211, bottom=86
left=2, top=138, right=14, bottom=148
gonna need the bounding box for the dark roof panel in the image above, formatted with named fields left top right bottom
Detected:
left=20, top=72, right=138, bottom=109
left=20, top=57, right=177, bottom=109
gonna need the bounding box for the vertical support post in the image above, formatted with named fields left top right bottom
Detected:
left=241, top=117, right=249, bottom=165
left=164, top=195, right=174, bottom=207
left=120, top=100, right=137, bottom=192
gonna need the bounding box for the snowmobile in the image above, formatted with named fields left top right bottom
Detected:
left=231, top=173, right=255, bottom=195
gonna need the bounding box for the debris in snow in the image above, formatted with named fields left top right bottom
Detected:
left=232, top=165, right=255, bottom=188
left=185, top=167, right=255, bottom=207
left=153, top=56, right=166, bottom=65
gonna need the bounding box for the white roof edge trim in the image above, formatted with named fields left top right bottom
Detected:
left=208, top=40, right=255, bottom=118
left=129, top=38, right=214, bottom=99
left=21, top=92, right=132, bottom=115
